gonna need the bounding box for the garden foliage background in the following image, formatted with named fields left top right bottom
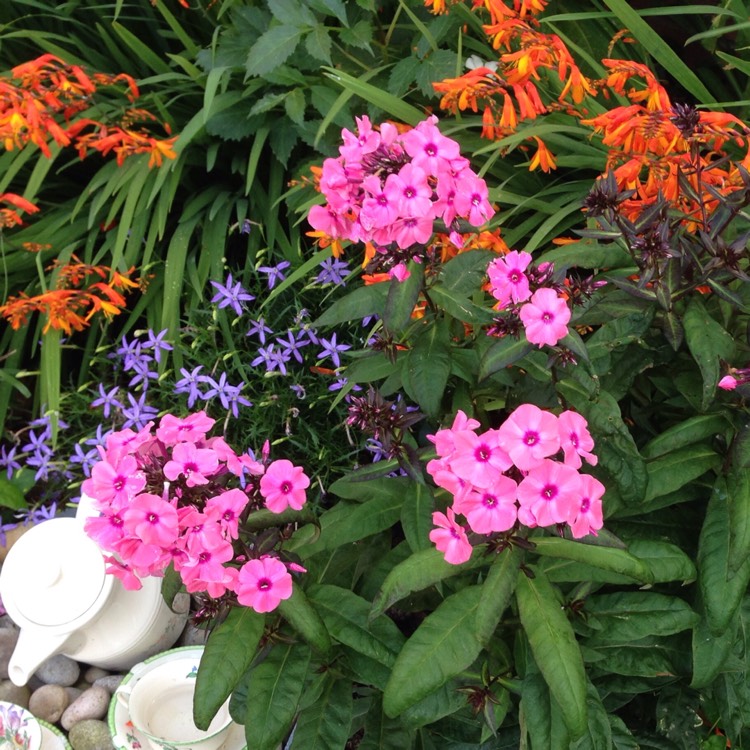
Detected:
left=1, top=0, right=750, bottom=748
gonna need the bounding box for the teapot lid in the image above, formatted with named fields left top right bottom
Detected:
left=1, top=517, right=113, bottom=628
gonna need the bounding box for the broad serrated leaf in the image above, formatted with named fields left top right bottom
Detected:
left=475, top=546, right=523, bottom=645
left=284, top=88, right=306, bottom=126
left=370, top=547, right=487, bottom=620
left=290, top=675, right=353, bottom=750
left=516, top=568, right=588, bottom=739
left=278, top=584, right=332, bottom=656
left=478, top=337, right=533, bottom=380
left=383, top=586, right=483, bottom=717
left=531, top=537, right=653, bottom=584
left=246, top=25, right=305, bottom=77
left=389, top=56, right=421, bottom=97
left=339, top=20, right=373, bottom=51
left=195, top=607, right=265, bottom=730
left=683, top=296, right=736, bottom=410
left=305, top=24, right=333, bottom=64
left=307, top=584, right=405, bottom=666
left=244, top=643, right=311, bottom=750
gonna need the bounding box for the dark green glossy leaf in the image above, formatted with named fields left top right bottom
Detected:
left=726, top=470, right=750, bottom=574
left=312, top=284, right=388, bottom=328
left=516, top=569, right=587, bottom=739
left=643, top=444, right=720, bottom=502
left=383, top=586, right=483, bottom=717
left=278, top=584, right=332, bottom=656
left=360, top=697, right=413, bottom=750
left=427, top=284, right=495, bottom=324
left=641, top=414, right=728, bottom=459
left=478, top=337, right=533, bottom=381
left=399, top=483, right=434, bottom=553
left=0, top=478, right=25, bottom=511
left=438, top=249, right=494, bottom=295
left=244, top=643, right=311, bottom=750
left=290, top=674, right=353, bottom=750
left=475, top=546, right=523, bottom=645
left=384, top=262, right=423, bottom=334
left=402, top=320, right=451, bottom=417
left=195, top=607, right=265, bottom=730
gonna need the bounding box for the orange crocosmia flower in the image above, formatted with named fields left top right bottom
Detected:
left=22, top=242, right=52, bottom=253
left=0, top=193, right=39, bottom=214
left=362, top=272, right=391, bottom=285
left=528, top=136, right=556, bottom=172
left=433, top=68, right=506, bottom=115
left=559, top=65, right=596, bottom=104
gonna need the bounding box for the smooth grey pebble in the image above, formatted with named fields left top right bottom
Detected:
left=29, top=682, right=70, bottom=724
left=35, top=654, right=80, bottom=686
left=0, top=628, right=19, bottom=680
left=68, top=719, right=115, bottom=750
left=61, top=684, right=110, bottom=730
left=84, top=666, right=109, bottom=684
left=65, top=686, right=83, bottom=703
left=0, top=679, right=30, bottom=707
left=93, top=674, right=124, bottom=694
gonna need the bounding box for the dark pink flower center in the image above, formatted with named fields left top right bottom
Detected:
left=482, top=494, right=497, bottom=508
left=280, top=481, right=292, bottom=494
left=509, top=271, right=521, bottom=283
left=147, top=513, right=159, bottom=524
left=198, top=552, right=211, bottom=563
left=524, top=431, right=539, bottom=446
left=580, top=497, right=590, bottom=512
left=257, top=578, right=272, bottom=591
left=569, top=432, right=579, bottom=447
left=377, top=195, right=388, bottom=206
left=404, top=187, right=415, bottom=199
left=184, top=462, right=198, bottom=476
left=542, top=484, right=557, bottom=501
left=475, top=444, right=491, bottom=462
left=471, top=193, right=481, bottom=206
left=110, top=514, right=123, bottom=527
left=541, top=312, right=553, bottom=323
left=223, top=510, right=235, bottom=522
left=450, top=526, right=461, bottom=539
left=113, top=476, right=125, bottom=491
left=425, top=143, right=437, bottom=157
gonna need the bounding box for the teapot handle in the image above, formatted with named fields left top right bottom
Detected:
left=115, top=684, right=133, bottom=709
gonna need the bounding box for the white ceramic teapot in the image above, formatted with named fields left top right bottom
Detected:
left=0, top=504, right=188, bottom=686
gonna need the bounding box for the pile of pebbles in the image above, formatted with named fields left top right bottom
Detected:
left=0, top=615, right=205, bottom=750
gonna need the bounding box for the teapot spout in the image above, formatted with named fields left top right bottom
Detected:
left=8, top=628, right=72, bottom=686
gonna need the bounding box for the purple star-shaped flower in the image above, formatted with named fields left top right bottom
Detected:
left=210, top=273, right=255, bottom=316
left=317, top=333, right=352, bottom=368
left=315, top=257, right=350, bottom=286
left=91, top=384, right=123, bottom=418
left=257, top=260, right=290, bottom=290
left=143, top=328, right=174, bottom=363
left=174, top=365, right=206, bottom=408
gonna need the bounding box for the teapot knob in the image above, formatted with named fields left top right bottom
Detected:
left=29, top=561, right=62, bottom=589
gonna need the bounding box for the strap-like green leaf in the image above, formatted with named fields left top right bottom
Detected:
left=278, top=584, right=332, bottom=656
left=516, top=568, right=588, bottom=739
left=475, top=546, right=523, bottom=645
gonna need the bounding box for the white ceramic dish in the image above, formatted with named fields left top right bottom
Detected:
left=108, top=646, right=247, bottom=750
left=37, top=719, right=72, bottom=750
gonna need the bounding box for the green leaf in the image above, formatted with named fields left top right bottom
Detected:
left=691, top=604, right=736, bottom=689
left=339, top=20, right=373, bottom=51
left=627, top=540, right=696, bottom=584
left=307, top=585, right=405, bottom=666
left=439, top=250, right=494, bottom=295
left=532, top=537, right=653, bottom=584
left=400, top=483, right=434, bottom=553
left=312, top=284, right=388, bottom=327
left=520, top=669, right=571, bottom=750
left=643, top=444, right=720, bottom=502
left=278, top=584, right=332, bottom=656
left=195, top=607, right=265, bottom=730
left=0, top=478, right=26, bottom=510
left=160, top=562, right=185, bottom=612
left=475, top=546, right=523, bottom=645
left=305, top=24, right=333, bottom=64
left=244, top=643, right=311, bottom=750
left=726, top=470, right=750, bottom=574
left=478, top=337, right=533, bottom=381
left=290, top=675, right=353, bottom=750
left=246, top=25, right=305, bottom=77
left=698, top=478, right=750, bottom=635
left=584, top=592, right=698, bottom=641
left=683, top=296, right=736, bottom=410
left=284, top=88, right=306, bottom=126
left=360, top=696, right=413, bottom=750
left=516, top=568, right=588, bottom=739
left=427, top=284, right=496, bottom=324
left=383, top=586, right=483, bottom=717
left=371, top=547, right=487, bottom=620
left=641, top=414, right=728, bottom=459
left=570, top=680, right=613, bottom=750
left=402, top=320, right=451, bottom=417
left=383, top=262, right=424, bottom=334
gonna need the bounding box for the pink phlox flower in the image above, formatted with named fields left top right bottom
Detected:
left=389, top=262, right=411, bottom=282
left=84, top=500, right=128, bottom=550
left=205, top=436, right=244, bottom=475
left=448, top=428, right=512, bottom=488
left=557, top=410, right=597, bottom=469
left=123, top=492, right=179, bottom=547
left=402, top=115, right=461, bottom=176
left=427, top=410, right=481, bottom=456
left=204, top=488, right=249, bottom=539
left=103, top=556, right=142, bottom=591
left=392, top=214, right=435, bottom=249
left=156, top=411, right=215, bottom=446
left=452, top=171, right=494, bottom=226
left=175, top=507, right=225, bottom=558
left=429, top=507, right=473, bottom=565
left=163, top=442, right=219, bottom=487
left=359, top=175, right=400, bottom=231
left=497, top=403, right=561, bottom=471
left=179, top=533, right=237, bottom=596
left=318, top=158, right=360, bottom=211
left=487, top=251, right=533, bottom=308
left=719, top=375, right=738, bottom=390
left=383, top=163, right=433, bottom=218
left=308, top=204, right=355, bottom=240
left=461, top=477, right=518, bottom=534
left=516, top=459, right=582, bottom=528
left=378, top=121, right=401, bottom=147
left=426, top=457, right=471, bottom=502
left=568, top=474, right=605, bottom=539
left=236, top=556, right=293, bottom=613
left=433, top=173, right=458, bottom=226
left=339, top=115, right=380, bottom=161
left=83, top=454, right=145, bottom=506
left=112, top=535, right=172, bottom=578
left=519, top=287, right=571, bottom=347
left=260, top=459, right=310, bottom=513
left=104, top=422, right=155, bottom=463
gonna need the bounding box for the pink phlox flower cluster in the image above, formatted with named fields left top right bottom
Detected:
left=83, top=411, right=309, bottom=613
left=718, top=366, right=750, bottom=391
left=487, top=251, right=571, bottom=347
left=308, top=114, right=495, bottom=254
left=426, top=405, right=603, bottom=564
